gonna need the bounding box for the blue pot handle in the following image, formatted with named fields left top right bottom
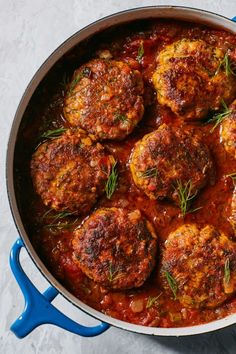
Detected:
left=232, top=16, right=236, bottom=22
left=9, top=238, right=110, bottom=338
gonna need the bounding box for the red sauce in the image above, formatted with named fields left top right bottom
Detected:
left=15, top=20, right=236, bottom=328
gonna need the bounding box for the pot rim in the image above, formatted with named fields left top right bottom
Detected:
left=6, top=5, right=236, bottom=336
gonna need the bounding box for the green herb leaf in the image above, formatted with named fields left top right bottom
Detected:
left=41, top=209, right=77, bottom=221
left=114, top=113, right=128, bottom=123
left=51, top=211, right=77, bottom=223
left=224, top=258, right=231, bottom=284
left=140, top=167, right=158, bottom=179
left=68, top=74, right=83, bottom=93
left=41, top=209, right=54, bottom=220
left=137, top=42, right=144, bottom=63
left=68, top=67, right=91, bottom=94
left=215, top=53, right=236, bottom=77
left=41, top=128, right=67, bottom=140
left=187, top=206, right=203, bottom=214
left=42, top=210, right=78, bottom=231
left=146, top=293, right=162, bottom=309
left=208, top=100, right=232, bottom=132
left=164, top=271, right=178, bottom=300
left=175, top=179, right=200, bottom=216
left=44, top=219, right=78, bottom=231
left=108, top=263, right=122, bottom=282
left=105, top=162, right=118, bottom=199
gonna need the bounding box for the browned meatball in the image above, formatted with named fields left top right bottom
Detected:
left=152, top=39, right=236, bottom=120
left=63, top=59, right=144, bottom=140
left=161, top=224, right=236, bottom=308
left=72, top=208, right=157, bottom=290
left=221, top=99, right=236, bottom=159
left=130, top=124, right=214, bottom=203
left=31, top=129, right=114, bottom=214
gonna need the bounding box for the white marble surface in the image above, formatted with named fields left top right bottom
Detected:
left=1, top=0, right=236, bottom=353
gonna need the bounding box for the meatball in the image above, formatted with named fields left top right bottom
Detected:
left=221, top=99, right=236, bottom=159
left=130, top=124, right=213, bottom=202
left=152, top=39, right=236, bottom=120
left=63, top=59, right=144, bottom=140
left=72, top=208, right=157, bottom=290
left=161, top=224, right=236, bottom=308
left=31, top=129, right=114, bottom=214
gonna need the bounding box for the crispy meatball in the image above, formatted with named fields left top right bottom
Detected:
left=130, top=124, right=213, bottom=202
left=72, top=208, right=157, bottom=290
left=221, top=99, right=236, bottom=159
left=31, top=129, right=114, bottom=214
left=161, top=224, right=236, bottom=308
left=152, top=39, right=236, bottom=120
left=63, top=59, right=144, bottom=140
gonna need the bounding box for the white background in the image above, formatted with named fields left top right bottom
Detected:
left=1, top=0, right=236, bottom=353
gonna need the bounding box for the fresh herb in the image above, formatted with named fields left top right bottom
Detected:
left=105, top=162, right=118, bottom=199
left=68, top=74, right=83, bottom=93
left=226, top=172, right=236, bottom=184
left=137, top=41, right=144, bottom=63
left=114, top=113, right=128, bottom=123
left=41, top=209, right=76, bottom=221
left=215, top=53, right=236, bottom=77
left=175, top=179, right=201, bottom=216
left=140, top=167, right=158, bottom=179
left=146, top=293, right=162, bottom=309
left=108, top=263, right=122, bottom=282
left=51, top=211, right=77, bottom=222
left=164, top=271, right=178, bottom=300
left=68, top=67, right=91, bottom=94
left=44, top=219, right=78, bottom=231
left=224, top=258, right=231, bottom=284
left=41, top=209, right=54, bottom=220
left=42, top=210, right=78, bottom=231
left=40, top=128, right=67, bottom=140
left=208, top=100, right=232, bottom=133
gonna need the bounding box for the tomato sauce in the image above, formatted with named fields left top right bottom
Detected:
left=15, top=20, right=236, bottom=328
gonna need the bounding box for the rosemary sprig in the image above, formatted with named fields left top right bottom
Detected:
left=68, top=67, right=91, bottom=94
left=51, top=211, right=77, bottom=223
left=224, top=258, right=231, bottom=284
left=41, top=209, right=77, bottom=221
left=105, top=162, right=118, bottom=199
left=215, top=53, right=236, bottom=77
left=175, top=179, right=201, bottom=216
left=41, top=209, right=54, bottom=220
left=164, top=271, right=178, bottom=300
left=42, top=210, right=78, bottom=231
left=137, top=41, right=144, bottom=63
left=146, top=293, right=162, bottom=309
left=140, top=167, right=158, bottom=179
left=108, top=263, right=122, bottom=282
left=44, top=218, right=78, bottom=231
left=209, top=100, right=232, bottom=133
left=41, top=128, right=67, bottom=140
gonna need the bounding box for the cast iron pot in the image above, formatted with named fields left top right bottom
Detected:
left=6, top=6, right=236, bottom=338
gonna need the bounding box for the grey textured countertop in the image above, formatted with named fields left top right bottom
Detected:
left=1, top=1, right=236, bottom=353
